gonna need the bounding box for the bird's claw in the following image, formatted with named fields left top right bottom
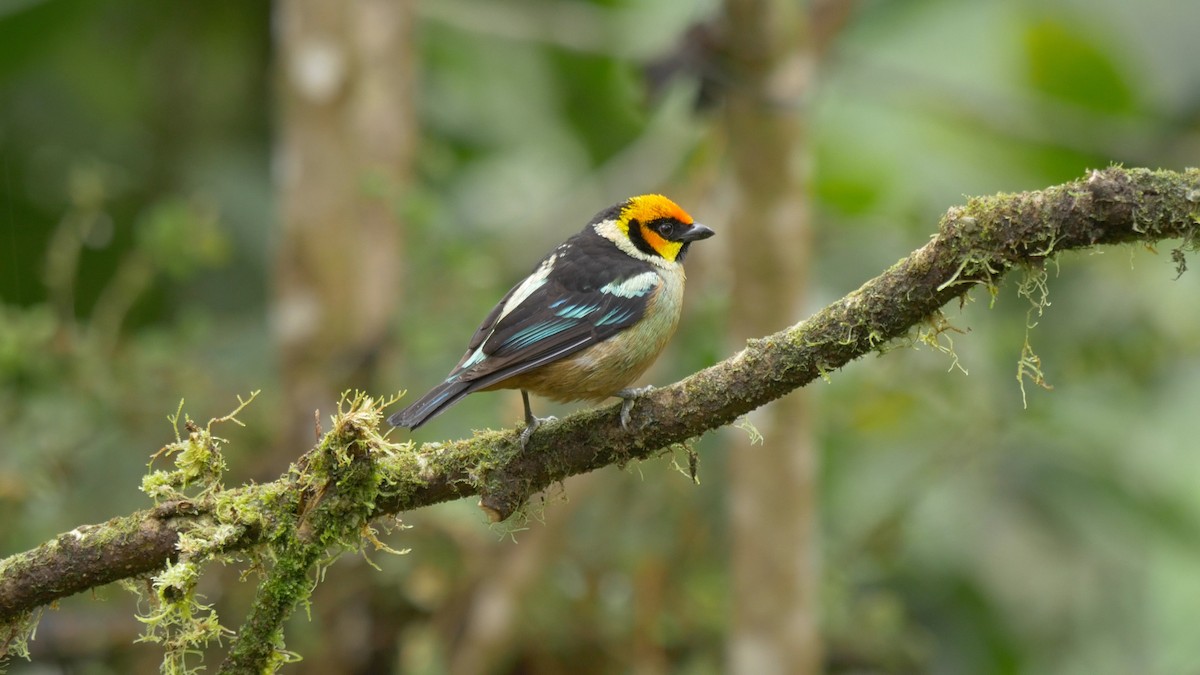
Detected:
left=616, top=385, right=655, bottom=431
left=519, top=414, right=557, bottom=448
left=619, top=401, right=634, bottom=430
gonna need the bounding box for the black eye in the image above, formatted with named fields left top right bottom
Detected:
left=655, top=221, right=677, bottom=237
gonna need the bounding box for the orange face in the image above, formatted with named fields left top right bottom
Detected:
left=620, top=195, right=695, bottom=261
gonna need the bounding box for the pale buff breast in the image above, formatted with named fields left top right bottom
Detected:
left=494, top=266, right=687, bottom=402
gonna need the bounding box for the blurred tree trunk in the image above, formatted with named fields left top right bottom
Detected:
left=722, top=0, right=819, bottom=673
left=274, top=1, right=415, bottom=672
left=448, top=474, right=599, bottom=675
left=275, top=0, right=413, bottom=455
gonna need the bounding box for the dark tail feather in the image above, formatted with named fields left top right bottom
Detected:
left=388, top=379, right=476, bottom=430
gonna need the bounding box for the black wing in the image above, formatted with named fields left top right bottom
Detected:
left=388, top=238, right=657, bottom=429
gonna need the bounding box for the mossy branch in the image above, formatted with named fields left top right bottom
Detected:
left=2, top=166, right=1199, bottom=644
left=217, top=395, right=392, bottom=674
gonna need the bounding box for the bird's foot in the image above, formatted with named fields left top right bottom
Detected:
left=615, top=385, right=655, bottom=431
left=519, top=414, right=557, bottom=448
left=518, top=389, right=556, bottom=448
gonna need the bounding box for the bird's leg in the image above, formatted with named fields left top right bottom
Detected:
left=519, top=390, right=556, bottom=448
left=615, top=385, right=655, bottom=430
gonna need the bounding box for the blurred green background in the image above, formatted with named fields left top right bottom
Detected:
left=2, top=0, right=1200, bottom=673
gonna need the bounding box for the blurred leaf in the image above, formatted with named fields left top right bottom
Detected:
left=136, top=197, right=229, bottom=279
left=1023, top=18, right=1136, bottom=114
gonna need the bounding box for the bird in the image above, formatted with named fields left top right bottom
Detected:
left=387, top=194, right=714, bottom=446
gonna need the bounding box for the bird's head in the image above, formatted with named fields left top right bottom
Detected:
left=593, top=194, right=715, bottom=264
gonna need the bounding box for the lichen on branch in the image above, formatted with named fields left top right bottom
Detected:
left=217, top=391, right=409, bottom=675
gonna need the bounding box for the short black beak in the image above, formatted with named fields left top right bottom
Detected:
left=677, top=223, right=715, bottom=243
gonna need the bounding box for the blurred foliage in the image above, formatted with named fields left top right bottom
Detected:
left=3, top=0, right=1200, bottom=673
